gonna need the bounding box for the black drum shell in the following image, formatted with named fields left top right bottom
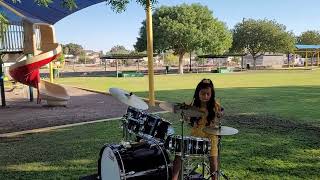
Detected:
left=165, top=136, right=210, bottom=156
left=98, top=142, right=170, bottom=180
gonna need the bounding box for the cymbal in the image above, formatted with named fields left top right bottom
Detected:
left=159, top=102, right=204, bottom=117
left=109, top=88, right=148, bottom=110
left=202, top=126, right=239, bottom=136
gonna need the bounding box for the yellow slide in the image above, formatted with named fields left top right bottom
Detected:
left=39, top=79, right=69, bottom=106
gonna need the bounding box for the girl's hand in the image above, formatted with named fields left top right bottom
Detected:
left=217, top=107, right=224, bottom=118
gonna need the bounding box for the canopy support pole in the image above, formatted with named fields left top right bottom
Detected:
left=305, top=51, right=308, bottom=68
left=0, top=57, right=6, bottom=107
left=146, top=0, right=155, bottom=106
left=317, top=51, right=320, bottom=67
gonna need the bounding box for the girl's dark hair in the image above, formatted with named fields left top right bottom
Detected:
left=190, top=79, right=216, bottom=126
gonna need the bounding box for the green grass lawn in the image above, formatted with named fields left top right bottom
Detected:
left=56, top=70, right=320, bottom=125
left=1, top=70, right=320, bottom=179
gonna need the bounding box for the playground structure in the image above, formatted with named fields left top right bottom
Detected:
left=0, top=0, right=156, bottom=105
left=293, top=45, right=320, bottom=68
left=1, top=19, right=70, bottom=106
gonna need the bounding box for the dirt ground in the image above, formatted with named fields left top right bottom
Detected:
left=0, top=85, right=162, bottom=134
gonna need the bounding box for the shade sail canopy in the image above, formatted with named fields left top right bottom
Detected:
left=198, top=54, right=246, bottom=58
left=101, top=53, right=158, bottom=59
left=0, top=0, right=105, bottom=24
left=296, top=45, right=320, bottom=50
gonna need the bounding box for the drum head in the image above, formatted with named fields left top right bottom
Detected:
left=100, top=147, right=121, bottom=180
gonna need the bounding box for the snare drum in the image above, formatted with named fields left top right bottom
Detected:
left=166, top=136, right=211, bottom=156
left=98, top=142, right=170, bottom=180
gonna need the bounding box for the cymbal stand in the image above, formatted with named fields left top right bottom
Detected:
left=184, top=155, right=208, bottom=180
left=207, top=135, right=229, bottom=180
left=121, top=115, right=129, bottom=141
left=179, top=111, right=186, bottom=180
left=121, top=108, right=133, bottom=142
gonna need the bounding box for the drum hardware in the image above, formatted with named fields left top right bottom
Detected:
left=202, top=126, right=239, bottom=180
left=178, top=110, right=187, bottom=180
left=160, top=101, right=205, bottom=180
left=159, top=102, right=205, bottom=118
left=184, top=157, right=207, bottom=180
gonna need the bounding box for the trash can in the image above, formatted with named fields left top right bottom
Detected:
left=53, top=68, right=59, bottom=79
left=165, top=66, right=170, bottom=74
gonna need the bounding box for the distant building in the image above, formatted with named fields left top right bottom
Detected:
left=64, top=50, right=102, bottom=64
left=243, top=53, right=286, bottom=68
left=85, top=51, right=101, bottom=64
left=64, top=54, right=75, bottom=63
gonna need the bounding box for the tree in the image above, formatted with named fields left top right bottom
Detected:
left=135, top=3, right=232, bottom=74
left=78, top=51, right=86, bottom=64
left=164, top=52, right=179, bottom=66
left=62, top=45, right=69, bottom=55
left=63, top=43, right=83, bottom=56
left=0, top=12, right=9, bottom=45
left=231, top=19, right=296, bottom=69
left=108, top=45, right=130, bottom=54
left=297, top=30, right=320, bottom=45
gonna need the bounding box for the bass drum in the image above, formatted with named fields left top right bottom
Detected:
left=98, top=142, right=170, bottom=180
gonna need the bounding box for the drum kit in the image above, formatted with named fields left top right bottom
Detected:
left=97, top=88, right=239, bottom=180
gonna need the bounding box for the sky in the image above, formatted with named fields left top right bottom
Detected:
left=30, top=0, right=320, bottom=52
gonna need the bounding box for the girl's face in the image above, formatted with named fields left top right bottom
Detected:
left=199, top=87, right=212, bottom=103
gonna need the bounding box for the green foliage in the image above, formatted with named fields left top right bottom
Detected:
left=10, top=0, right=156, bottom=11
left=135, top=3, right=232, bottom=74
left=62, top=45, right=69, bottom=55
left=0, top=12, right=9, bottom=41
left=10, top=0, right=77, bottom=10
left=108, top=45, right=130, bottom=54
left=60, top=0, right=77, bottom=10
left=33, top=0, right=53, bottom=7
left=297, top=30, right=320, bottom=45
left=164, top=52, right=179, bottom=66
left=78, top=51, right=86, bottom=63
left=57, top=52, right=65, bottom=64
left=63, top=43, right=83, bottom=56
left=0, top=12, right=8, bottom=24
left=232, top=19, right=296, bottom=69
left=105, top=0, right=158, bottom=12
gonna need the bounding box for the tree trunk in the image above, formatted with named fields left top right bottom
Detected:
left=253, top=56, right=257, bottom=70
left=179, top=52, right=185, bottom=74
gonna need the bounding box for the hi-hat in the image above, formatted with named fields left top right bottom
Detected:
left=109, top=88, right=148, bottom=110
left=202, top=126, right=239, bottom=136
left=159, top=102, right=204, bottom=117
